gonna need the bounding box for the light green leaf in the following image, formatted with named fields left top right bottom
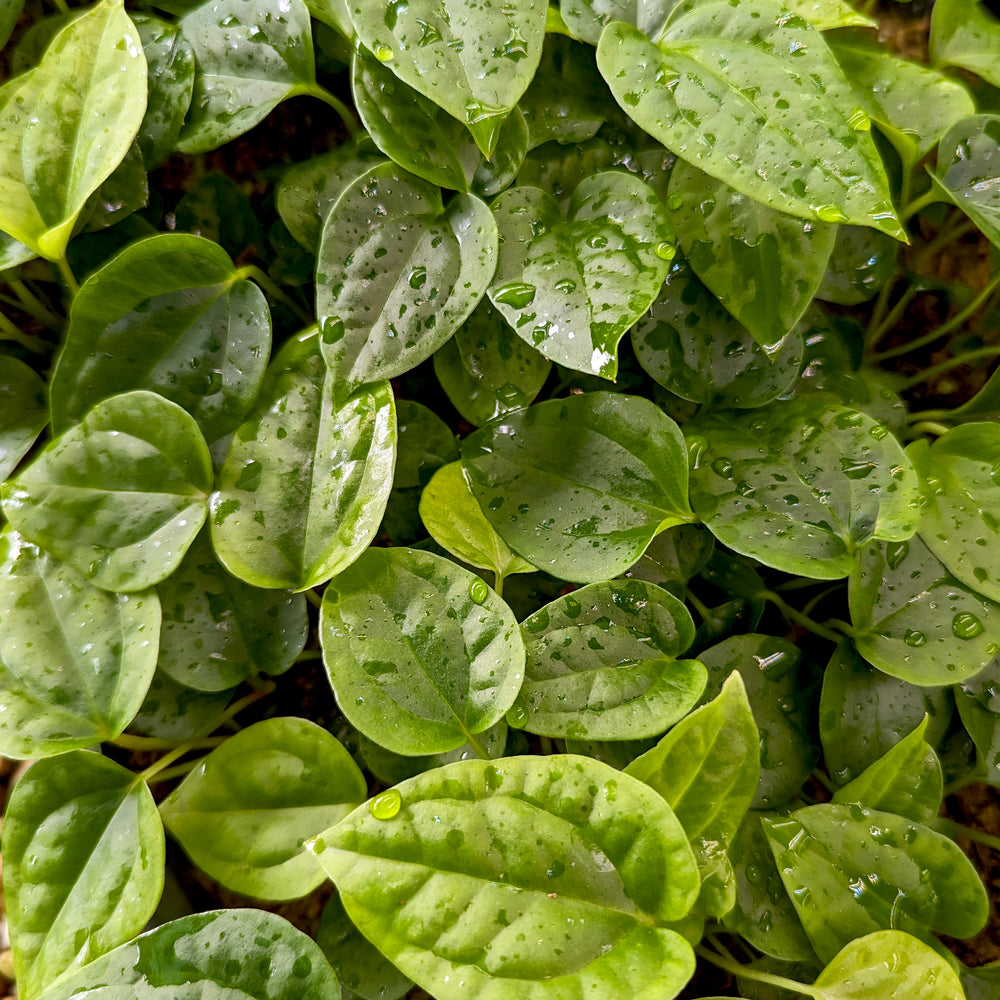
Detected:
left=177, top=0, right=316, bottom=153
left=316, top=162, right=497, bottom=397
left=0, top=228, right=35, bottom=270
left=346, top=0, right=548, bottom=157
left=463, top=392, right=693, bottom=583
left=932, top=115, right=1000, bottom=249
left=0, top=0, right=147, bottom=260
left=559, top=0, right=675, bottom=46
left=687, top=396, right=920, bottom=579
left=763, top=803, right=989, bottom=962
left=2, top=390, right=212, bottom=592
left=0, top=356, right=46, bottom=480
left=596, top=3, right=902, bottom=238
left=849, top=534, right=1000, bottom=685
left=320, top=547, right=525, bottom=755
left=210, top=331, right=396, bottom=591
left=35, top=909, right=341, bottom=1000
left=931, top=0, right=1000, bottom=87
left=50, top=233, right=271, bottom=443
left=488, top=171, right=672, bottom=378
left=310, top=755, right=699, bottom=1000
left=4, top=751, right=164, bottom=1000
left=160, top=718, right=366, bottom=901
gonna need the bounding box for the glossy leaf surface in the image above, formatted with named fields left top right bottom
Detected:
left=463, top=392, right=692, bottom=582
left=687, top=396, right=920, bottom=579
left=931, top=0, right=1000, bottom=87
left=161, top=718, right=366, bottom=900
left=320, top=547, right=525, bottom=755
left=311, top=755, right=699, bottom=1000
left=932, top=114, right=1000, bottom=248
left=3, top=390, right=212, bottom=592
left=816, top=224, right=898, bottom=305
left=132, top=668, right=233, bottom=742
left=4, top=751, right=164, bottom=1000
left=210, top=332, right=396, bottom=591
left=0, top=356, right=46, bottom=480
left=316, top=162, right=497, bottom=396
left=488, top=171, right=672, bottom=378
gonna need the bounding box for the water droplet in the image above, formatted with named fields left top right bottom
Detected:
left=687, top=435, right=708, bottom=469
left=886, top=540, right=909, bottom=570
left=369, top=788, right=402, bottom=819
left=493, top=282, right=536, bottom=308
left=506, top=702, right=529, bottom=727
left=554, top=277, right=576, bottom=293
left=952, top=612, right=985, bottom=640
left=292, top=955, right=312, bottom=978
left=666, top=193, right=683, bottom=211
left=815, top=204, right=848, bottom=223
left=321, top=316, right=345, bottom=345
left=373, top=42, right=394, bottom=61
left=408, top=266, right=427, bottom=289
left=991, top=459, right=1000, bottom=486
left=654, top=241, right=676, bottom=260
left=469, top=578, right=490, bottom=604
left=712, top=458, right=734, bottom=479
left=847, top=108, right=871, bottom=131
left=903, top=629, right=927, bottom=648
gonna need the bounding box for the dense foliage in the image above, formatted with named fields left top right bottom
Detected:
left=2, top=0, right=1000, bottom=998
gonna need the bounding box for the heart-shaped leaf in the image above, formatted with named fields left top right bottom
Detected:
left=2, top=390, right=212, bottom=592
left=210, top=331, right=396, bottom=591
left=50, top=233, right=271, bottom=443
left=320, top=547, right=525, bottom=755
left=316, top=162, right=497, bottom=397
left=3, top=751, right=165, bottom=1000
left=686, top=396, right=920, bottom=579
left=488, top=171, right=672, bottom=378
left=0, top=0, right=147, bottom=260
left=310, top=755, right=699, bottom=1000
left=160, top=718, right=366, bottom=900
left=596, top=3, right=902, bottom=238
left=463, top=392, right=693, bottom=582
left=0, top=531, right=160, bottom=758
left=0, top=356, right=46, bottom=480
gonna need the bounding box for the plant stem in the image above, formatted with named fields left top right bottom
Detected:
left=0, top=311, right=46, bottom=353
left=917, top=216, right=977, bottom=267
left=937, top=818, right=1000, bottom=852
left=898, top=346, right=1000, bottom=390
left=685, top=588, right=713, bottom=622
left=694, top=945, right=816, bottom=997
left=113, top=732, right=227, bottom=751
left=56, top=256, right=79, bottom=296
left=865, top=284, right=920, bottom=353
left=139, top=744, right=194, bottom=783
left=763, top=591, right=847, bottom=643
left=909, top=420, right=952, bottom=438
left=900, top=185, right=944, bottom=223
left=215, top=681, right=276, bottom=726
left=864, top=276, right=899, bottom=347
left=236, top=265, right=312, bottom=324
left=305, top=589, right=323, bottom=609
left=298, top=83, right=361, bottom=138
left=144, top=757, right=205, bottom=785
left=10, top=280, right=64, bottom=329
left=295, top=649, right=322, bottom=663
left=51, top=0, right=70, bottom=12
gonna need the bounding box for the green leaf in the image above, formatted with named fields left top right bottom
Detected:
left=0, top=0, right=147, bottom=260
left=392, top=400, right=459, bottom=489
left=176, top=0, right=316, bottom=153
left=131, top=669, right=233, bottom=742
left=0, top=0, right=23, bottom=49
left=816, top=224, right=898, bottom=305
left=420, top=462, right=536, bottom=582
left=763, top=803, right=989, bottom=962
left=0, top=356, right=46, bottom=480
left=346, top=0, right=548, bottom=157
left=50, top=233, right=271, bottom=443
left=2, top=390, right=212, bottom=592
left=463, top=392, right=693, bottom=583
left=3, top=751, right=165, bottom=1000
left=0, top=229, right=35, bottom=270
left=909, top=423, right=1000, bottom=603
left=320, top=546, right=525, bottom=755
left=133, top=14, right=195, bottom=168
left=210, top=332, right=396, bottom=591
left=668, top=160, right=836, bottom=346
left=35, top=909, right=341, bottom=1000
left=596, top=4, right=902, bottom=239
left=849, top=534, right=1000, bottom=685
left=310, top=755, right=699, bottom=1000
left=488, top=171, right=672, bottom=378
left=316, top=162, right=497, bottom=397
left=512, top=579, right=705, bottom=739
left=559, top=0, right=675, bottom=46
left=828, top=33, right=974, bottom=173
left=632, top=256, right=805, bottom=407
left=819, top=640, right=951, bottom=786
left=161, top=718, right=366, bottom=901
left=812, top=930, right=966, bottom=1000
left=687, top=396, right=920, bottom=579
left=157, top=533, right=307, bottom=692
left=931, top=0, right=1000, bottom=87
left=626, top=524, right=714, bottom=596
left=932, top=115, right=1000, bottom=249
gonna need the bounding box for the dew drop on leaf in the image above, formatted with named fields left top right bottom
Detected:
left=654, top=241, right=676, bottom=260
left=469, top=578, right=490, bottom=604
left=506, top=702, right=528, bottom=727
left=952, top=612, right=985, bottom=640
left=373, top=42, right=394, bottom=61
left=903, top=629, right=927, bottom=648
left=847, top=108, right=871, bottom=132
left=369, top=788, right=402, bottom=820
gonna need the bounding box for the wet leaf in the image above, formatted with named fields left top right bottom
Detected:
left=131, top=669, right=233, bottom=742
left=625, top=523, right=715, bottom=597
left=816, top=224, right=898, bottom=305
left=0, top=356, right=46, bottom=480
left=931, top=0, right=1000, bottom=88
left=932, top=114, right=1000, bottom=249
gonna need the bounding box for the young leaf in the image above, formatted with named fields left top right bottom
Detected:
left=686, top=396, right=920, bottom=579
left=0, top=356, right=46, bottom=480
left=462, top=392, right=693, bottom=582
left=156, top=533, right=308, bottom=692
left=930, top=0, right=1000, bottom=88
left=512, top=579, right=705, bottom=739
left=849, top=535, right=1000, bottom=685
left=315, top=162, right=498, bottom=397
left=35, top=909, right=341, bottom=1000
left=3, top=751, right=165, bottom=1000
left=310, top=755, right=699, bottom=1000
left=50, top=233, right=271, bottom=443
left=346, top=0, right=548, bottom=157
left=597, top=2, right=902, bottom=238
left=320, top=547, right=525, bottom=755
left=160, top=718, right=366, bottom=901
left=2, top=390, right=212, bottom=592
left=763, top=803, right=989, bottom=962
left=667, top=160, right=836, bottom=346
left=210, top=331, right=396, bottom=591
left=0, top=0, right=147, bottom=260
left=488, top=171, right=672, bottom=378
left=632, top=256, right=805, bottom=407
left=0, top=531, right=160, bottom=759
left=176, top=0, right=317, bottom=153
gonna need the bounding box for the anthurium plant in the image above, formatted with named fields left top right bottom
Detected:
left=3, top=0, right=1000, bottom=998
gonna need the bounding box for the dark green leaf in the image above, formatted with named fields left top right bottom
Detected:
left=131, top=669, right=233, bottom=742
left=174, top=173, right=264, bottom=261
left=816, top=225, right=898, bottom=305
left=392, top=399, right=459, bottom=489
left=0, top=356, right=46, bottom=480
left=625, top=523, right=714, bottom=597
left=0, top=0, right=22, bottom=49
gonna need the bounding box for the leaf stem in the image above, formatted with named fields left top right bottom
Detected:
left=56, top=256, right=79, bottom=296
left=9, top=280, right=64, bottom=329
left=139, top=743, right=196, bottom=783
left=51, top=0, right=70, bottom=12
left=865, top=283, right=920, bottom=353
left=936, top=818, right=1000, bottom=852
left=694, top=945, right=816, bottom=997
left=113, top=733, right=227, bottom=751
left=299, top=83, right=361, bottom=138
left=143, top=756, right=205, bottom=785
left=295, top=648, right=322, bottom=663
left=763, top=591, right=848, bottom=643
left=897, top=346, right=1000, bottom=390
left=236, top=265, right=312, bottom=324
left=494, top=570, right=505, bottom=600
left=900, top=185, right=945, bottom=223
left=305, top=588, right=323, bottom=609
left=214, top=680, right=276, bottom=727
left=0, top=311, right=47, bottom=353
left=685, top=588, right=713, bottom=622
left=909, top=420, right=952, bottom=438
